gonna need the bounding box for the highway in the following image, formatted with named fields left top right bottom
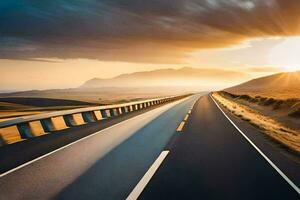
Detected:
left=0, top=94, right=299, bottom=200
left=139, top=95, right=300, bottom=199
left=0, top=94, right=199, bottom=199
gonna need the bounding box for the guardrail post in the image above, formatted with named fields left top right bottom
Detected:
left=121, top=107, right=126, bottom=114
left=82, top=111, right=97, bottom=123
left=124, top=106, right=128, bottom=112
left=40, top=118, right=56, bottom=132
left=17, top=122, right=34, bottom=139
left=117, top=108, right=122, bottom=115
left=100, top=109, right=107, bottom=118
left=63, top=115, right=77, bottom=127
left=131, top=105, right=136, bottom=111
left=109, top=108, right=116, bottom=117
left=93, top=111, right=102, bottom=120
left=139, top=103, right=143, bottom=109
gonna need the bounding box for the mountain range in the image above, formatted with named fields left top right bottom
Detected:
left=80, top=67, right=248, bottom=89
left=1, top=67, right=298, bottom=101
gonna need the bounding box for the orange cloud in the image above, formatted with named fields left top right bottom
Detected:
left=0, top=0, right=300, bottom=63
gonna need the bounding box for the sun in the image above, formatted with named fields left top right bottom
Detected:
left=268, top=37, right=300, bottom=72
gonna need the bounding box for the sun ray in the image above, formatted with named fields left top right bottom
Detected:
left=268, top=37, right=300, bottom=72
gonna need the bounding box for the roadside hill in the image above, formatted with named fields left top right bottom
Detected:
left=225, top=71, right=300, bottom=99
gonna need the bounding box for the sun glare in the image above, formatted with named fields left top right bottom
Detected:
left=268, top=37, right=300, bottom=72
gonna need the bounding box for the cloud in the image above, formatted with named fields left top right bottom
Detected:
left=247, top=66, right=281, bottom=72
left=0, top=0, right=300, bottom=63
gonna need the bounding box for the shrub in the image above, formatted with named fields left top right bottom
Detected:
left=238, top=94, right=251, bottom=101
left=263, top=98, right=276, bottom=106
left=289, top=108, right=300, bottom=118
left=273, top=100, right=284, bottom=110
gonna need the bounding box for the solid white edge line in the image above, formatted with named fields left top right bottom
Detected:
left=210, top=94, right=300, bottom=195
left=127, top=150, right=169, bottom=200
left=0, top=116, right=138, bottom=178
left=0, top=97, right=189, bottom=178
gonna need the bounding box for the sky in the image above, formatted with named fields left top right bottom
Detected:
left=1, top=0, right=300, bottom=90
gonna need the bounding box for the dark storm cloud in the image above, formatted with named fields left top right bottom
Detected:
left=0, top=0, right=300, bottom=63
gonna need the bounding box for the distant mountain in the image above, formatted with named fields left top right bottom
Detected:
left=81, top=67, right=248, bottom=88
left=0, top=67, right=249, bottom=103
left=225, top=71, right=300, bottom=99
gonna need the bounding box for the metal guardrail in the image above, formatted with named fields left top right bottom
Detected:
left=0, top=94, right=190, bottom=145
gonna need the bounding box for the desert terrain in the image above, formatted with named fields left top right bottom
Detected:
left=0, top=87, right=199, bottom=121
left=214, top=71, right=300, bottom=153
left=0, top=97, right=96, bottom=122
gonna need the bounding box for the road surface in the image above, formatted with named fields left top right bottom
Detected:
left=0, top=94, right=199, bottom=200
left=139, top=95, right=300, bottom=199
left=0, top=94, right=299, bottom=200
left=0, top=98, right=187, bottom=174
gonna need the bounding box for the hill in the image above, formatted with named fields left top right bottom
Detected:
left=81, top=67, right=248, bottom=88
left=0, top=67, right=247, bottom=104
left=225, top=71, right=300, bottom=99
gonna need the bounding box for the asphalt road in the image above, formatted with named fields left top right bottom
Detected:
left=139, top=95, right=300, bottom=199
left=0, top=94, right=200, bottom=200
left=0, top=94, right=299, bottom=200
left=0, top=97, right=190, bottom=174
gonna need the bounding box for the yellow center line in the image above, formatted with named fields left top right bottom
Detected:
left=184, top=114, right=189, bottom=121
left=176, top=121, right=185, bottom=132
left=176, top=108, right=193, bottom=133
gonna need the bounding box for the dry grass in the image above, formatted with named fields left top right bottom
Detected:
left=225, top=90, right=300, bottom=100
left=218, top=91, right=300, bottom=132
left=0, top=87, right=191, bottom=104
left=212, top=92, right=300, bottom=154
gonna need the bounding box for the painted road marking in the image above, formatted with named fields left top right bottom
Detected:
left=184, top=114, right=189, bottom=121
left=127, top=150, right=170, bottom=200
left=0, top=97, right=190, bottom=178
left=177, top=110, right=191, bottom=132
left=210, top=94, right=300, bottom=195
left=176, top=121, right=185, bottom=132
